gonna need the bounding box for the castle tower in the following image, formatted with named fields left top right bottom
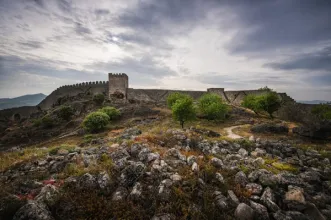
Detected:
left=108, top=73, right=128, bottom=99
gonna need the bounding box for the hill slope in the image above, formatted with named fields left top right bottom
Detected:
left=0, top=93, right=46, bottom=110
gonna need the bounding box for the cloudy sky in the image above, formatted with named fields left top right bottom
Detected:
left=0, top=0, right=330, bottom=100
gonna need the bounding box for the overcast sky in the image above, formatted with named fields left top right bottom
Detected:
left=0, top=0, right=330, bottom=100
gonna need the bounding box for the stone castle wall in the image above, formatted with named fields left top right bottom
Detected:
left=127, top=88, right=206, bottom=103
left=38, top=81, right=108, bottom=110
left=0, top=73, right=298, bottom=121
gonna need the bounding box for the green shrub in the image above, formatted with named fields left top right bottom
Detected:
left=198, top=93, right=228, bottom=120
left=242, top=91, right=281, bottom=118
left=171, top=95, right=196, bottom=128
left=259, top=92, right=281, bottom=118
left=57, top=105, right=74, bottom=121
left=32, top=119, right=42, bottom=127
left=41, top=115, right=54, bottom=128
left=99, top=107, right=121, bottom=120
left=93, top=94, right=105, bottom=105
left=167, top=92, right=189, bottom=108
left=312, top=104, right=331, bottom=120
left=83, top=112, right=110, bottom=132
left=241, top=94, right=261, bottom=114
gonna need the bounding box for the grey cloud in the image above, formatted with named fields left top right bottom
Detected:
left=95, top=9, right=110, bottom=15
left=57, top=0, right=71, bottom=12
left=19, top=40, right=43, bottom=49
left=0, top=55, right=104, bottom=81
left=265, top=46, right=331, bottom=71
left=74, top=22, right=91, bottom=35
left=225, top=1, right=331, bottom=54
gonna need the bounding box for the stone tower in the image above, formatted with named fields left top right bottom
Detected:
left=108, top=73, right=128, bottom=99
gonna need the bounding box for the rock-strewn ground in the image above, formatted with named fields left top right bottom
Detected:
left=1, top=121, right=331, bottom=220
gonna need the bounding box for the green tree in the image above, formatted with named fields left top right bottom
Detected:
left=312, top=104, right=331, bottom=120
left=41, top=115, right=54, bottom=128
left=99, top=106, right=121, bottom=120
left=57, top=105, right=74, bottom=121
left=171, top=96, right=196, bottom=128
left=83, top=112, right=110, bottom=132
left=167, top=92, right=189, bottom=108
left=198, top=93, right=228, bottom=120
left=258, top=92, right=281, bottom=118
left=93, top=94, right=105, bottom=105
left=241, top=94, right=261, bottom=115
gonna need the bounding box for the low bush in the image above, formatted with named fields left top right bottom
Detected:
left=57, top=105, right=74, bottom=121
left=312, top=103, right=331, bottom=120
left=198, top=93, right=228, bottom=120
left=99, top=107, right=121, bottom=120
left=83, top=112, right=110, bottom=132
left=93, top=94, right=105, bottom=105
left=41, top=115, right=54, bottom=128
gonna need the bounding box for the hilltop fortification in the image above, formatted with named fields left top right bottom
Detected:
left=0, top=73, right=295, bottom=121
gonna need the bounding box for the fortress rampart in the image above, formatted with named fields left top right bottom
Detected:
left=0, top=73, right=297, bottom=120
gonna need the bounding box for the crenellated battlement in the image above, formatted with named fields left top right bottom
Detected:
left=55, top=81, right=109, bottom=90
left=108, top=73, right=128, bottom=78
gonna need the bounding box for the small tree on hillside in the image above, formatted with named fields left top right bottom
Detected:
left=259, top=92, right=281, bottom=118
left=198, top=93, right=228, bottom=120
left=172, top=96, right=196, bottom=128
left=241, top=94, right=261, bottom=115
left=167, top=92, right=189, bottom=108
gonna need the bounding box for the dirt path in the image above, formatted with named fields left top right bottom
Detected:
left=224, top=125, right=244, bottom=139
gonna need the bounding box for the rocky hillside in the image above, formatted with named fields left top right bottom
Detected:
left=0, top=104, right=330, bottom=220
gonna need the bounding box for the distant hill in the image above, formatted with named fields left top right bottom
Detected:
left=298, top=100, right=330, bottom=105
left=0, top=93, right=46, bottom=110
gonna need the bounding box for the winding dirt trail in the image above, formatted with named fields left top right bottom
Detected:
left=224, top=125, right=245, bottom=139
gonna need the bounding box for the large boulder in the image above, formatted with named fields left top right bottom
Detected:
left=13, top=201, right=54, bottom=220
left=234, top=203, right=255, bottom=220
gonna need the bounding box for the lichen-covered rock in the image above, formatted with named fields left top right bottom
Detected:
left=13, top=201, right=54, bottom=220
left=246, top=183, right=263, bottom=195
left=250, top=200, right=269, bottom=220
left=35, top=184, right=59, bottom=205
left=210, top=157, right=224, bottom=168
left=78, top=173, right=97, bottom=189
left=214, top=191, right=228, bottom=210
left=261, top=187, right=280, bottom=212
left=234, top=203, right=254, bottom=220
left=228, top=190, right=240, bottom=207
left=215, top=172, right=225, bottom=184
left=120, top=161, right=146, bottom=187
left=235, top=171, right=248, bottom=186
left=284, top=186, right=306, bottom=211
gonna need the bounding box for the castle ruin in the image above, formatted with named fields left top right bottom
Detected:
left=36, top=73, right=294, bottom=110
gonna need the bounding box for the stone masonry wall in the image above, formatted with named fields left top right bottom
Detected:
left=108, top=73, right=128, bottom=99
left=127, top=88, right=206, bottom=104
left=38, top=81, right=108, bottom=110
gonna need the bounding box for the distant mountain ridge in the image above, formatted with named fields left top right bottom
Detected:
left=0, top=93, right=46, bottom=110
left=298, top=100, right=330, bottom=105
